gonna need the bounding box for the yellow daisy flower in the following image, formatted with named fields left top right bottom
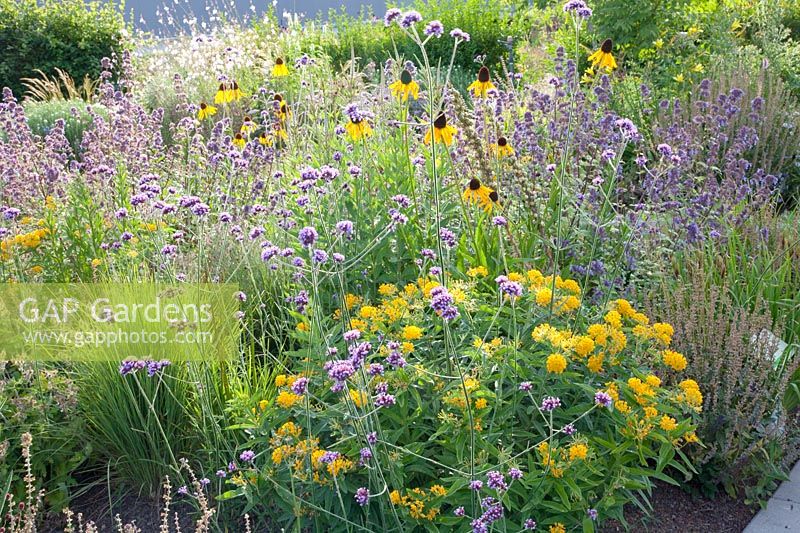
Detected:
left=467, top=66, right=496, bottom=98
left=261, top=126, right=288, bottom=148
left=229, top=81, right=244, bottom=102
left=214, top=83, right=227, bottom=104
left=233, top=132, right=246, bottom=149
left=240, top=115, right=256, bottom=134
left=462, top=178, right=494, bottom=211
left=424, top=113, right=457, bottom=146
left=214, top=81, right=244, bottom=104
left=388, top=69, right=420, bottom=102
left=197, top=102, right=217, bottom=120
left=490, top=136, right=514, bottom=158
left=588, top=39, right=618, bottom=71
left=346, top=118, right=373, bottom=141
left=272, top=57, right=289, bottom=77
left=279, top=101, right=291, bottom=123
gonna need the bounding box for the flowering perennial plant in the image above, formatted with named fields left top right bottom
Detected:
left=227, top=270, right=701, bottom=530
left=0, top=1, right=788, bottom=529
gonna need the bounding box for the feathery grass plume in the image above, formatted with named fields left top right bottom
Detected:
left=21, top=68, right=98, bottom=103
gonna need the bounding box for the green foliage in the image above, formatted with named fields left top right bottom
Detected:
left=590, top=0, right=741, bottom=98
left=656, top=211, right=800, bottom=504
left=24, top=99, right=107, bottom=154
left=224, top=284, right=700, bottom=531
left=0, top=0, right=128, bottom=99
left=0, top=361, right=90, bottom=511
left=784, top=0, right=800, bottom=39
left=590, top=0, right=693, bottom=56
left=78, top=362, right=198, bottom=496
left=309, top=0, right=525, bottom=75
left=3, top=0, right=800, bottom=527
left=749, top=1, right=800, bottom=95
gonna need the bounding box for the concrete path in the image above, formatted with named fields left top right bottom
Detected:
left=744, top=462, right=800, bottom=532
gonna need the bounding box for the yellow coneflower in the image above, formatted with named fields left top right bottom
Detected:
left=261, top=127, right=288, bottom=147
left=388, top=69, right=420, bottom=102
left=272, top=57, right=289, bottom=77
left=214, top=81, right=245, bottom=104
left=489, top=190, right=500, bottom=209
left=424, top=113, right=458, bottom=146
left=214, top=83, right=227, bottom=104
left=197, top=102, right=217, bottom=120
left=346, top=118, right=373, bottom=141
left=467, top=66, right=496, bottom=98
left=490, top=136, right=514, bottom=158
left=240, top=115, right=256, bottom=134
left=462, top=178, right=494, bottom=211
left=580, top=67, right=596, bottom=84
left=278, top=100, right=291, bottom=123
left=258, top=132, right=272, bottom=146
left=230, top=81, right=244, bottom=101
left=588, top=39, right=617, bottom=71
left=233, top=132, right=246, bottom=149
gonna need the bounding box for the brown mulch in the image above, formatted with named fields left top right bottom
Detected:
left=40, top=483, right=192, bottom=533
left=602, top=480, right=757, bottom=533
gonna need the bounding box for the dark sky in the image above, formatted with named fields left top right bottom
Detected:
left=126, top=0, right=387, bottom=31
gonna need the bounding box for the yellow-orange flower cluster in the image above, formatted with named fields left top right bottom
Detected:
left=389, top=487, right=442, bottom=520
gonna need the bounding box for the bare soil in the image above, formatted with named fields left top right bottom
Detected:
left=602, top=480, right=756, bottom=533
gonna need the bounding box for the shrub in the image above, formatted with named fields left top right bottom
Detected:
left=590, top=0, right=694, bottom=57
left=24, top=99, right=107, bottom=154
left=749, top=1, right=800, bottom=95
left=312, top=0, right=525, bottom=76
left=649, top=267, right=800, bottom=505
left=0, top=0, right=128, bottom=99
